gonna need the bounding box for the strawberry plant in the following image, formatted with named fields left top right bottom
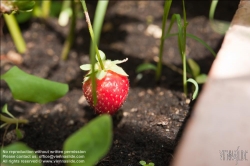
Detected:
left=81, top=51, right=129, bottom=114
left=80, top=0, right=129, bottom=114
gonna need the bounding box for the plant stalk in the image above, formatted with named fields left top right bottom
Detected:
left=156, top=0, right=172, bottom=81
left=3, top=14, right=26, bottom=53
left=182, top=0, right=188, bottom=95
left=61, top=0, right=76, bottom=60
left=0, top=114, right=28, bottom=124
left=90, top=0, right=109, bottom=59
left=80, top=0, right=104, bottom=70
left=80, top=0, right=103, bottom=105
left=41, top=0, right=51, bottom=19
left=209, top=0, right=219, bottom=21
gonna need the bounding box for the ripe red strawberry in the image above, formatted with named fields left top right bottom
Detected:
left=80, top=50, right=129, bottom=114
left=83, top=70, right=129, bottom=114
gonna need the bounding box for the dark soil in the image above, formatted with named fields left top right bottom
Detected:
left=0, top=1, right=238, bottom=166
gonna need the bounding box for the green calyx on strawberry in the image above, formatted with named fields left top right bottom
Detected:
left=80, top=50, right=129, bottom=114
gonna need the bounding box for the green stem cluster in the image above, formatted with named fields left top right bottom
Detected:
left=156, top=0, right=189, bottom=96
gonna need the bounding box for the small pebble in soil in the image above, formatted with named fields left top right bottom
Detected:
left=13, top=105, right=24, bottom=113
left=179, top=118, right=185, bottom=122
left=46, top=49, right=54, bottom=56
left=186, top=99, right=191, bottom=104
left=130, top=108, right=138, bottom=112
left=123, top=112, right=129, bottom=117
left=78, top=95, right=87, bottom=105
left=6, top=51, right=23, bottom=65
left=152, top=46, right=159, bottom=54
left=172, top=114, right=180, bottom=120
left=114, top=140, right=119, bottom=144
left=138, top=91, right=145, bottom=97
left=67, top=120, right=74, bottom=126
left=52, top=103, right=67, bottom=112
left=180, top=101, right=185, bottom=106
left=175, top=108, right=180, bottom=114
left=153, top=56, right=159, bottom=62
left=157, top=121, right=168, bottom=126
left=159, top=91, right=164, bottom=96
left=147, top=89, right=154, bottom=95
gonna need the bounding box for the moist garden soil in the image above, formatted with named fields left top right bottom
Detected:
left=0, top=1, right=238, bottom=166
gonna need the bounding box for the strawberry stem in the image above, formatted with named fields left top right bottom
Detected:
left=80, top=0, right=105, bottom=70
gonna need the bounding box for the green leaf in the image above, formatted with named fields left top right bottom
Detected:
left=139, top=160, right=146, bottom=165
left=187, top=78, right=199, bottom=100
left=148, top=163, right=155, bottom=166
left=209, top=0, right=229, bottom=35
left=209, top=0, right=218, bottom=21
left=112, top=58, right=128, bottom=65
left=109, top=64, right=128, bottom=76
left=0, top=1, right=34, bottom=14
left=195, top=74, right=207, bottom=84
left=96, top=50, right=106, bottom=62
left=210, top=20, right=230, bottom=35
left=15, top=128, right=23, bottom=139
left=167, top=14, right=184, bottom=57
left=136, top=63, right=156, bottom=73
left=0, top=123, right=8, bottom=128
left=164, top=33, right=217, bottom=57
left=2, top=104, right=14, bottom=119
left=1, top=66, right=68, bottom=104
left=0, top=142, right=42, bottom=166
left=96, top=70, right=107, bottom=80
left=13, top=1, right=36, bottom=12
left=63, top=115, right=112, bottom=166
left=187, top=58, right=200, bottom=78
left=49, top=1, right=63, bottom=17
left=15, top=12, right=32, bottom=23
left=155, top=0, right=172, bottom=81
left=186, top=33, right=216, bottom=57
left=80, top=64, right=92, bottom=71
